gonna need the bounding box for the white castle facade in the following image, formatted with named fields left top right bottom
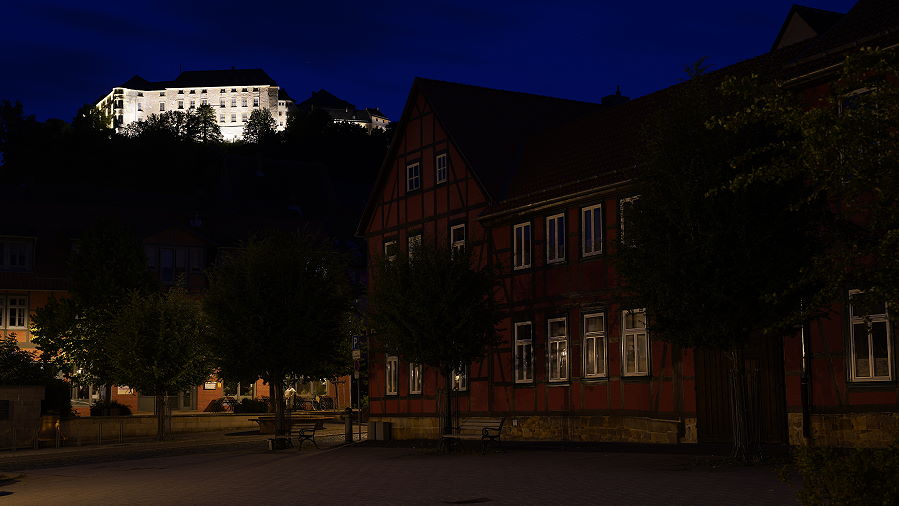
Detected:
left=96, top=69, right=294, bottom=141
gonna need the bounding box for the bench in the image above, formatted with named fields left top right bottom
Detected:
left=289, top=420, right=325, bottom=450
left=440, top=417, right=505, bottom=453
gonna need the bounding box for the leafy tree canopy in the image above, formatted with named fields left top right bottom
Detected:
left=243, top=108, right=277, bottom=144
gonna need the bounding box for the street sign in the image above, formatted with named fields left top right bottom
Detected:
left=352, top=335, right=361, bottom=351
left=353, top=359, right=360, bottom=379
left=352, top=349, right=361, bottom=360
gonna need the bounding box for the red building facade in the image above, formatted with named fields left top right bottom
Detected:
left=360, top=0, right=899, bottom=447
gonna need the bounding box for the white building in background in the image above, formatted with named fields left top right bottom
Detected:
left=95, top=68, right=294, bottom=141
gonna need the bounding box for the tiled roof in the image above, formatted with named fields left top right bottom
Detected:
left=117, top=69, right=280, bottom=90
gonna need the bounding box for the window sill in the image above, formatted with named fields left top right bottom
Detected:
left=514, top=381, right=536, bottom=387
left=512, top=266, right=532, bottom=272
left=546, top=260, right=567, bottom=266
left=621, top=375, right=652, bottom=382
left=581, top=377, right=609, bottom=384
left=546, top=381, right=570, bottom=387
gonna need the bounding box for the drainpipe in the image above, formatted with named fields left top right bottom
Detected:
left=800, top=317, right=812, bottom=441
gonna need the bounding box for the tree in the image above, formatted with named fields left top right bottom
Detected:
left=203, top=230, right=354, bottom=436
left=193, top=104, right=224, bottom=143
left=32, top=220, right=155, bottom=401
left=616, top=70, right=822, bottom=459
left=108, top=288, right=212, bottom=440
left=243, top=108, right=277, bottom=144
left=368, top=242, right=502, bottom=436
left=713, top=47, right=899, bottom=317
left=0, top=336, right=72, bottom=416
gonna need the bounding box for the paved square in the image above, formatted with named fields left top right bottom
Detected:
left=1, top=445, right=798, bottom=505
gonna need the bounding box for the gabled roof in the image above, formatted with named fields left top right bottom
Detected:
left=355, top=78, right=601, bottom=235
left=772, top=5, right=845, bottom=50
left=297, top=89, right=356, bottom=111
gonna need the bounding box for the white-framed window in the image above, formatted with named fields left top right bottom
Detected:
left=546, top=213, right=566, bottom=264
left=386, top=356, right=398, bottom=395
left=231, top=97, right=237, bottom=107
left=407, top=233, right=422, bottom=259
left=220, top=99, right=226, bottom=108
left=137, top=102, right=143, bottom=112
left=189, top=100, right=195, bottom=109
left=1, top=295, right=28, bottom=329
left=435, top=153, right=448, bottom=183
left=622, top=309, right=649, bottom=376
left=450, top=224, right=466, bottom=253
left=849, top=291, right=893, bottom=381
left=619, top=196, right=639, bottom=247
left=253, top=97, right=259, bottom=107
left=452, top=364, right=468, bottom=391
left=406, top=162, right=421, bottom=192
left=514, top=321, right=533, bottom=383
left=583, top=313, right=606, bottom=378
left=178, top=100, right=184, bottom=109
left=159, top=103, right=165, bottom=111
left=0, top=240, right=33, bottom=271
left=581, top=204, right=603, bottom=256
left=219, top=114, right=225, bottom=123
left=513, top=222, right=531, bottom=270
left=242, top=97, right=248, bottom=107
left=384, top=238, right=398, bottom=262
left=409, top=363, right=422, bottom=394
left=547, top=317, right=568, bottom=381
left=241, top=113, right=247, bottom=123
left=201, top=99, right=207, bottom=106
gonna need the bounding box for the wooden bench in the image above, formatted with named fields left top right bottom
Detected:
left=289, top=420, right=325, bottom=450
left=441, top=417, right=505, bottom=453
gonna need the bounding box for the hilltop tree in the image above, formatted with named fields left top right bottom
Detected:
left=32, top=220, right=156, bottom=401
left=194, top=104, right=223, bottom=143
left=109, top=288, right=212, bottom=440
left=243, top=108, right=277, bottom=143
left=368, top=242, right=502, bottom=436
left=204, top=230, right=354, bottom=436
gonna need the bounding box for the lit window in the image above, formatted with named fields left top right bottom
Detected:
left=513, top=222, right=531, bottom=270
left=2, top=296, right=27, bottom=329
left=452, top=365, right=468, bottom=391
left=384, top=238, right=398, bottom=262
left=583, top=313, right=606, bottom=378
left=436, top=153, right=448, bottom=183
left=406, top=162, right=421, bottom=192
left=581, top=204, right=602, bottom=256
left=514, top=322, right=533, bottom=383
left=849, top=291, right=893, bottom=381
left=547, top=317, right=568, bottom=381
left=450, top=224, right=465, bottom=253
left=622, top=309, right=649, bottom=376
left=619, top=196, right=639, bottom=247
left=409, top=363, right=422, bottom=394
left=408, top=233, right=421, bottom=259
left=546, top=214, right=566, bottom=263
left=386, top=356, right=398, bottom=395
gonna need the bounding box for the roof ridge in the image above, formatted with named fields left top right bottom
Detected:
left=415, top=77, right=599, bottom=106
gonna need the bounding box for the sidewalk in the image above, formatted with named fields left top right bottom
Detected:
left=0, top=422, right=367, bottom=471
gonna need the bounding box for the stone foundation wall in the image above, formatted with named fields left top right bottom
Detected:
left=0, top=385, right=45, bottom=449
left=788, top=412, right=899, bottom=448
left=58, top=413, right=261, bottom=444
left=372, top=415, right=694, bottom=444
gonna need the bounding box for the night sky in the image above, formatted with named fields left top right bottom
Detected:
left=4, top=0, right=856, bottom=123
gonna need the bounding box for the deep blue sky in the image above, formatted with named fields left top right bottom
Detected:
left=3, top=0, right=857, bottom=122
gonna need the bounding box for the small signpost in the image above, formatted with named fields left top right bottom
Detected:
left=352, top=335, right=363, bottom=442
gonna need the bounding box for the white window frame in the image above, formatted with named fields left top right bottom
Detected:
left=546, top=214, right=566, bottom=264
left=384, top=239, right=398, bottom=262
left=514, top=321, right=533, bottom=383
left=0, top=239, right=33, bottom=271
left=406, top=162, right=421, bottom=192
left=619, top=196, right=640, bottom=247
left=386, top=356, right=399, bottom=395
left=450, top=224, right=466, bottom=253
left=547, top=317, right=568, bottom=382
left=622, top=309, right=649, bottom=376
left=435, top=153, right=448, bottom=183
left=513, top=222, right=531, bottom=270
left=409, top=363, right=422, bottom=394
left=583, top=313, right=607, bottom=378
left=452, top=364, right=468, bottom=391
left=581, top=204, right=603, bottom=257
left=2, top=295, right=27, bottom=329
left=848, top=290, right=893, bottom=382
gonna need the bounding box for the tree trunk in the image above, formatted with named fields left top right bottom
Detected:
left=104, top=384, right=113, bottom=404
left=272, top=375, right=286, bottom=436
left=443, top=368, right=453, bottom=436
left=727, top=347, right=755, bottom=461
left=155, top=393, right=167, bottom=441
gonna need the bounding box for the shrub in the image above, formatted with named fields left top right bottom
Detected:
left=794, top=441, right=899, bottom=505
left=89, top=400, right=132, bottom=416
left=232, top=398, right=269, bottom=413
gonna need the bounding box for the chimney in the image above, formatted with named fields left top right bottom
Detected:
left=601, top=85, right=630, bottom=106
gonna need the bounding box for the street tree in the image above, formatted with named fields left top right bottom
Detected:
left=243, top=108, right=277, bottom=143
left=367, top=242, right=502, bottom=436
left=203, top=230, right=354, bottom=436
left=713, top=47, right=899, bottom=316
left=32, top=220, right=155, bottom=401
left=0, top=336, right=72, bottom=416
left=616, top=71, right=823, bottom=459
left=109, top=288, right=213, bottom=440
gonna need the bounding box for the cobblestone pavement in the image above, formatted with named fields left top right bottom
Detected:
left=0, top=442, right=798, bottom=505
